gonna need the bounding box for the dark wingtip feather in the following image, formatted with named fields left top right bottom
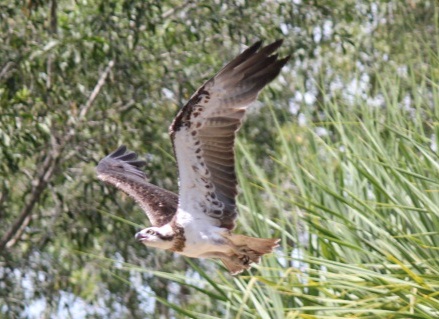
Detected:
left=108, top=145, right=146, bottom=165
left=118, top=152, right=138, bottom=162
left=215, top=40, right=264, bottom=75
left=128, top=160, right=147, bottom=168
left=97, top=146, right=147, bottom=180
left=110, top=145, right=127, bottom=158
left=241, top=44, right=290, bottom=88
left=246, top=40, right=263, bottom=53
left=259, top=39, right=283, bottom=55
left=279, top=54, right=291, bottom=66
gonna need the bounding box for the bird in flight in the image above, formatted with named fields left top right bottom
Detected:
left=96, top=40, right=289, bottom=274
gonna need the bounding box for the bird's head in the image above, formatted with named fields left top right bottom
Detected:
left=135, top=225, right=175, bottom=250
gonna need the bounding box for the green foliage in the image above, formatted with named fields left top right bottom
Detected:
left=1, top=0, right=438, bottom=318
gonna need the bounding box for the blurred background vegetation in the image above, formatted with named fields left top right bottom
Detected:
left=1, top=0, right=438, bottom=318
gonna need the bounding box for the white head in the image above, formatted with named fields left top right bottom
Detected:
left=135, top=224, right=175, bottom=250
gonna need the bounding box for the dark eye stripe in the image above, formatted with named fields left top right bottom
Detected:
left=157, top=233, right=174, bottom=241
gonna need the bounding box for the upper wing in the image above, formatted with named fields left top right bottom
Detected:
left=96, top=145, right=178, bottom=227
left=169, top=40, right=289, bottom=230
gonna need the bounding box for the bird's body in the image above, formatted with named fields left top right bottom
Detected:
left=174, top=216, right=227, bottom=258
left=96, top=40, right=289, bottom=274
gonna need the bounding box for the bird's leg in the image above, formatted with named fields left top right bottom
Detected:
left=220, top=232, right=265, bottom=265
left=199, top=250, right=251, bottom=266
left=217, top=233, right=249, bottom=256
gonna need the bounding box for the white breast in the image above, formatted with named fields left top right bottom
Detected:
left=176, top=208, right=229, bottom=258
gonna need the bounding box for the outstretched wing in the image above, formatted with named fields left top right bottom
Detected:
left=96, top=145, right=178, bottom=227
left=170, top=40, right=289, bottom=230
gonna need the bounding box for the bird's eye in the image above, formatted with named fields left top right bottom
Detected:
left=146, top=229, right=156, bottom=235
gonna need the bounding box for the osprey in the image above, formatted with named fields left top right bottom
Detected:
left=96, top=40, right=289, bottom=274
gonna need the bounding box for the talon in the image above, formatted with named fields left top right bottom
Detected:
left=239, top=255, right=250, bottom=265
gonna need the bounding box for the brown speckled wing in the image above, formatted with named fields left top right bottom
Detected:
left=170, top=40, right=289, bottom=230
left=96, top=146, right=178, bottom=227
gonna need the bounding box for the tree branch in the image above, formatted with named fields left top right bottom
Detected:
left=0, top=60, right=115, bottom=251
left=79, top=60, right=114, bottom=120
left=0, top=141, right=60, bottom=250
left=0, top=61, right=15, bottom=82
left=161, top=0, right=196, bottom=19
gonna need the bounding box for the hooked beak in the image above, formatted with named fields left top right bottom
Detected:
left=135, top=231, right=147, bottom=242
